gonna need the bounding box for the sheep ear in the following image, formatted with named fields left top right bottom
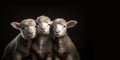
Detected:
left=11, top=22, right=21, bottom=29
left=67, top=20, right=78, bottom=28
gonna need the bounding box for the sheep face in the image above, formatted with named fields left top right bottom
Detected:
left=11, top=19, right=36, bottom=40
left=51, top=18, right=77, bottom=37
left=36, top=15, right=52, bottom=35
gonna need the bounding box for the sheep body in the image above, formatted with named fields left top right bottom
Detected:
left=51, top=18, right=80, bottom=60
left=2, top=19, right=36, bottom=60
left=31, top=15, right=53, bottom=60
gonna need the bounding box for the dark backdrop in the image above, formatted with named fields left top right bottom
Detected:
left=0, top=1, right=95, bottom=60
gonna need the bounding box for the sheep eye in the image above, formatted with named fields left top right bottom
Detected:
left=36, top=23, right=39, bottom=25
left=21, top=27, right=25, bottom=29
left=63, top=25, right=66, bottom=28
left=35, top=25, right=37, bottom=27
left=48, top=24, right=51, bottom=26
left=52, top=25, right=55, bottom=28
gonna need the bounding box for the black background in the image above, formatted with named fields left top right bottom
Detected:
left=0, top=0, right=95, bottom=60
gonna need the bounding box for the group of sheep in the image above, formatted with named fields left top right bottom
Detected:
left=2, top=15, right=80, bottom=60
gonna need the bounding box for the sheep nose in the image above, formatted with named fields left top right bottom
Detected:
left=56, top=31, right=60, bottom=33
left=28, top=32, right=33, bottom=35
left=41, top=27, right=46, bottom=31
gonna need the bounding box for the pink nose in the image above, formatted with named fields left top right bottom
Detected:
left=28, top=32, right=33, bottom=35
left=41, top=27, right=46, bottom=30
left=56, top=31, right=60, bottom=33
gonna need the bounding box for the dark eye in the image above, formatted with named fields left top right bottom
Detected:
left=21, top=27, right=25, bottom=29
left=63, top=25, right=66, bottom=27
left=51, top=25, right=55, bottom=28
left=35, top=25, right=37, bottom=27
left=48, top=24, right=51, bottom=26
left=36, top=23, right=39, bottom=25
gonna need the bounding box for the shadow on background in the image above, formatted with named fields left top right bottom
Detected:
left=0, top=4, right=94, bottom=60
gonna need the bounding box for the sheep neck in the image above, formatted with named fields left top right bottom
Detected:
left=37, top=35, right=49, bottom=50
left=55, top=34, right=68, bottom=48
left=18, top=35, right=32, bottom=49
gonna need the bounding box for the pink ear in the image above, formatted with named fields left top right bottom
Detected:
left=11, top=22, right=21, bottom=29
left=67, top=20, right=77, bottom=28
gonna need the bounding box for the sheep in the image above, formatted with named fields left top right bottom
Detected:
left=50, top=18, right=80, bottom=60
left=1, top=19, right=36, bottom=60
left=31, top=15, right=53, bottom=60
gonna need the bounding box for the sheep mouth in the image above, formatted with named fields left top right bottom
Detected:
left=54, top=34, right=60, bottom=37
left=40, top=30, right=49, bottom=35
left=28, top=34, right=35, bottom=38
left=40, top=30, right=45, bottom=33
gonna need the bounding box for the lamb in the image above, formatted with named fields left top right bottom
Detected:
left=50, top=18, right=80, bottom=60
left=31, top=15, right=53, bottom=60
left=2, top=19, right=36, bottom=60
